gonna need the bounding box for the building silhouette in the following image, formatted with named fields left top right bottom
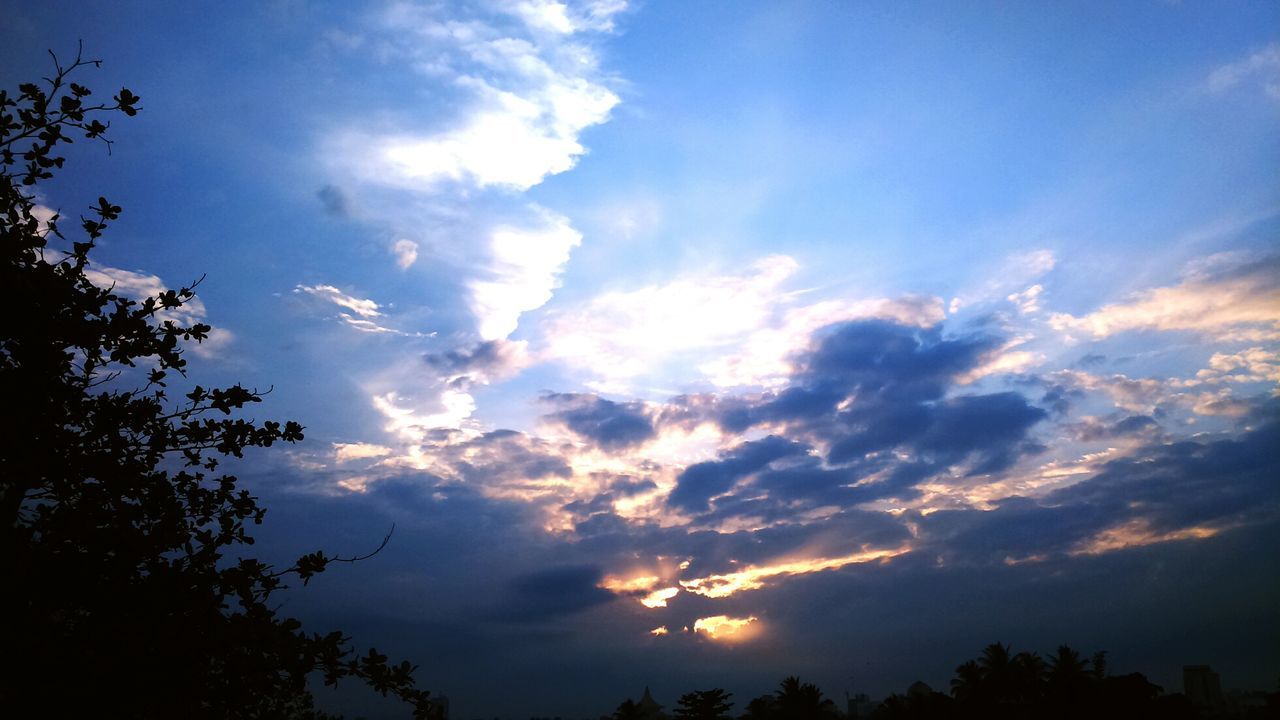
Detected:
left=1183, top=665, right=1224, bottom=709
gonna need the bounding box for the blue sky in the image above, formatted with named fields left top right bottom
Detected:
left=4, top=1, right=1279, bottom=717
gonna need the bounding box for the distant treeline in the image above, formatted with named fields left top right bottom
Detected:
left=600, top=643, right=1279, bottom=720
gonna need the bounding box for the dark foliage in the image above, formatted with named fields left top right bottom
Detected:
left=675, top=689, right=734, bottom=720
left=0, top=47, right=432, bottom=718
left=869, top=642, right=1216, bottom=720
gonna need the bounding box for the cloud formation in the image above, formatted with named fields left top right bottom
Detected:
left=338, top=1, right=622, bottom=192
left=543, top=254, right=947, bottom=390
left=470, top=208, right=582, bottom=340
left=1049, top=256, right=1280, bottom=341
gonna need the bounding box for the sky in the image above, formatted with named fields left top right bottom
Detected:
left=3, top=1, right=1280, bottom=717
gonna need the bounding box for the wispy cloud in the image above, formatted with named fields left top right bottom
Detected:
left=294, top=283, right=433, bottom=337
left=1049, top=256, right=1280, bottom=341
left=949, top=249, right=1056, bottom=315
left=294, top=283, right=383, bottom=318
left=1207, top=42, right=1280, bottom=100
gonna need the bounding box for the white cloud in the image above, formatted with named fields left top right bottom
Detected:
left=1053, top=369, right=1171, bottom=414
left=1007, top=284, right=1045, bottom=314
left=1196, top=347, right=1280, bottom=386
left=469, top=208, right=582, bottom=340
left=188, top=327, right=235, bottom=360
left=956, top=337, right=1044, bottom=384
left=1049, top=259, right=1280, bottom=341
left=294, top=284, right=383, bottom=317
left=338, top=3, right=620, bottom=192
left=85, top=264, right=233, bottom=360
left=949, top=249, right=1055, bottom=314
left=393, top=239, right=420, bottom=269
left=294, top=283, right=434, bottom=336
left=543, top=255, right=946, bottom=389
left=543, top=255, right=800, bottom=385
left=506, top=0, right=629, bottom=34
left=333, top=442, right=395, bottom=463
left=1207, top=43, right=1280, bottom=99
left=85, top=265, right=209, bottom=326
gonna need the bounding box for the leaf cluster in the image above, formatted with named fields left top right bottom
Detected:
left=0, top=47, right=432, bottom=718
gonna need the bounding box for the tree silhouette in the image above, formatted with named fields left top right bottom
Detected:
left=675, top=689, right=734, bottom=720
left=0, top=48, right=432, bottom=717
left=613, top=698, right=644, bottom=720
left=742, top=693, right=778, bottom=720
left=949, top=660, right=983, bottom=704
left=774, top=676, right=837, bottom=720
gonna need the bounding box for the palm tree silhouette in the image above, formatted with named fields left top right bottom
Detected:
left=950, top=660, right=984, bottom=702
left=774, top=677, right=835, bottom=720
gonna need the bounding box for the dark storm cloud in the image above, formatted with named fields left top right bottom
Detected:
left=1047, top=404, right=1280, bottom=534
left=542, top=393, right=656, bottom=450
left=667, top=435, right=808, bottom=513
left=669, top=320, right=1048, bottom=519
left=921, top=400, right=1280, bottom=564
left=496, top=565, right=616, bottom=622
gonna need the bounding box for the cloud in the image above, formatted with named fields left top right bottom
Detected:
left=1207, top=42, right=1280, bottom=99
left=1050, top=369, right=1183, bottom=415
left=1007, top=284, right=1045, bottom=314
left=949, top=249, right=1055, bottom=314
left=294, top=283, right=382, bottom=318
left=680, top=547, right=910, bottom=600
left=85, top=265, right=208, bottom=326
left=544, top=254, right=945, bottom=389
left=1049, top=256, right=1280, bottom=341
left=921, top=401, right=1280, bottom=565
left=498, top=564, right=616, bottom=621
left=701, top=294, right=946, bottom=389
left=425, top=339, right=532, bottom=385
left=669, top=320, right=1048, bottom=519
left=506, top=0, right=629, bottom=34
left=469, top=208, right=582, bottom=340
left=84, top=264, right=231, bottom=359
left=338, top=2, right=621, bottom=192
left=294, top=283, right=433, bottom=336
left=1196, top=347, right=1280, bottom=386
left=333, top=442, right=395, bottom=463
left=393, top=239, right=420, bottom=269
left=317, top=184, right=350, bottom=217
left=542, top=393, right=656, bottom=450
left=691, top=615, right=760, bottom=643
left=543, top=255, right=800, bottom=386
left=668, top=436, right=807, bottom=513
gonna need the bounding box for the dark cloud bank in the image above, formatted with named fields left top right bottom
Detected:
left=241, top=319, right=1279, bottom=718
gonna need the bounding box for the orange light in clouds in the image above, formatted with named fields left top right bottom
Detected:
left=650, top=626, right=669, bottom=636
left=640, top=587, right=680, bottom=608
left=693, top=615, right=759, bottom=642
left=599, top=575, right=661, bottom=594
left=1070, top=519, right=1222, bottom=556
left=679, top=545, right=911, bottom=598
